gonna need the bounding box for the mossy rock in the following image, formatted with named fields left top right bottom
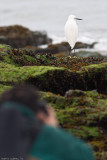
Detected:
left=0, top=44, right=57, bottom=66
left=40, top=90, right=107, bottom=160
left=0, top=44, right=12, bottom=53
left=76, top=63, right=107, bottom=94
left=0, top=44, right=107, bottom=94
left=0, top=44, right=38, bottom=66
left=0, top=59, right=107, bottom=94
left=0, top=44, right=13, bottom=64
left=0, top=64, right=73, bottom=95
left=40, top=90, right=107, bottom=129
left=40, top=91, right=71, bottom=109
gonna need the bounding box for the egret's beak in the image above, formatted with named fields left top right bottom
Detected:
left=75, top=18, right=83, bottom=20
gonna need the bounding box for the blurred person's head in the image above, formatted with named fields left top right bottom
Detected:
left=0, top=85, right=58, bottom=127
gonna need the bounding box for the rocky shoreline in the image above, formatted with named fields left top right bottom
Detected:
left=0, top=25, right=107, bottom=160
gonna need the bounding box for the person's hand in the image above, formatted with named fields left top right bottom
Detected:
left=36, top=106, right=58, bottom=127
left=44, top=106, right=58, bottom=127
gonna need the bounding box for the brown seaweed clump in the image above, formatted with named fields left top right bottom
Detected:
left=6, top=49, right=107, bottom=71
left=47, top=56, right=107, bottom=71
left=0, top=43, right=107, bottom=71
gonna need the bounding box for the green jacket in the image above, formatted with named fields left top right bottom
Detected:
left=29, top=125, right=95, bottom=160
left=2, top=102, right=95, bottom=160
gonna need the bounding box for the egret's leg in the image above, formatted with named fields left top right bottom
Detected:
left=68, top=48, right=74, bottom=56
left=70, top=48, right=74, bottom=56
left=71, top=48, right=76, bottom=56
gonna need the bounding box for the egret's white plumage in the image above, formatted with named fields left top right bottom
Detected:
left=64, top=15, right=78, bottom=49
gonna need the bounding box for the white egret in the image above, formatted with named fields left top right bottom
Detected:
left=64, top=15, right=82, bottom=52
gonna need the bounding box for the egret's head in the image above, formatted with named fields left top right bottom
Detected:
left=68, top=15, right=82, bottom=20
left=68, top=15, right=76, bottom=19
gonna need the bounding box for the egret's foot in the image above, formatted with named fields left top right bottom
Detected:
left=71, top=48, right=76, bottom=57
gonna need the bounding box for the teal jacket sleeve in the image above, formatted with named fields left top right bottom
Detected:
left=67, top=138, right=95, bottom=160
left=29, top=125, right=95, bottom=160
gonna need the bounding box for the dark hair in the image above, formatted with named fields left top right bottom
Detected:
left=0, top=85, right=48, bottom=115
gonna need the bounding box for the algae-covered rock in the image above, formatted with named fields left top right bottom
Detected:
left=76, top=63, right=107, bottom=94
left=0, top=44, right=38, bottom=66
left=40, top=89, right=107, bottom=131
left=40, top=90, right=107, bottom=160
left=0, top=25, right=52, bottom=48
left=0, top=64, right=72, bottom=95
left=0, top=44, right=57, bottom=66
left=0, top=44, right=106, bottom=68
left=0, top=53, right=107, bottom=94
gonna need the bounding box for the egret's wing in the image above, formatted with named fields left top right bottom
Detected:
left=65, top=21, right=78, bottom=49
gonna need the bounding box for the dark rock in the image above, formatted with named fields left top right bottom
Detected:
left=75, top=42, right=97, bottom=49
left=32, top=31, right=52, bottom=46
left=48, top=42, right=71, bottom=54
left=65, top=89, right=86, bottom=98
left=0, top=25, right=52, bottom=48
left=36, top=41, right=98, bottom=54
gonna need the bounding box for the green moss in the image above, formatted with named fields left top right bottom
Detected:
left=81, top=126, right=100, bottom=138
left=57, top=111, right=73, bottom=125
left=0, top=62, right=15, bottom=68
left=0, top=84, right=11, bottom=94
left=0, top=44, right=38, bottom=66
left=86, top=90, right=99, bottom=97
left=71, top=97, right=80, bottom=107
left=0, top=44, right=12, bottom=53
left=24, top=55, right=37, bottom=63
left=78, top=63, right=107, bottom=73
left=0, top=44, right=14, bottom=64
left=40, top=91, right=72, bottom=109
left=69, top=126, right=100, bottom=139
left=0, top=64, right=68, bottom=84
left=70, top=128, right=88, bottom=138
left=97, top=99, right=107, bottom=107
